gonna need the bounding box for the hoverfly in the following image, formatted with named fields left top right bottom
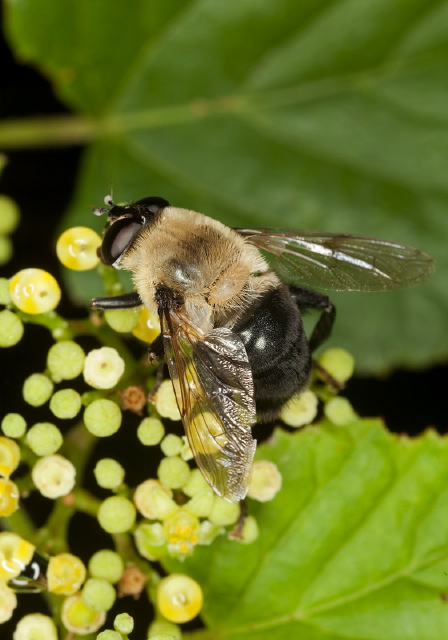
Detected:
left=92, top=196, right=433, bottom=501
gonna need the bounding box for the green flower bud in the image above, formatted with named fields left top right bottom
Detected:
left=208, top=496, right=240, bottom=526
left=147, top=620, right=181, bottom=640
left=318, top=347, right=355, bottom=384
left=114, top=613, right=134, bottom=635
left=23, top=373, right=54, bottom=407
left=0, top=277, right=12, bottom=304
left=49, top=388, right=82, bottom=419
left=52, top=321, right=70, bottom=341
left=98, top=496, right=136, bottom=534
left=97, top=631, right=122, bottom=640
left=133, top=479, right=177, bottom=520
left=239, top=515, right=259, bottom=544
left=157, top=456, right=190, bottom=490
left=197, top=520, right=224, bottom=545
left=0, top=582, right=17, bottom=623
left=182, top=468, right=209, bottom=497
left=0, top=195, right=20, bottom=234
left=13, top=613, right=58, bottom=640
left=47, top=340, right=85, bottom=382
left=280, top=389, right=318, bottom=428
left=155, top=380, right=181, bottom=421
left=26, top=422, right=63, bottom=456
left=137, top=417, right=165, bottom=446
left=104, top=308, right=140, bottom=333
left=134, top=522, right=168, bottom=561
left=324, top=396, right=357, bottom=425
left=84, top=399, right=122, bottom=437
left=88, top=550, right=124, bottom=584
left=184, top=489, right=214, bottom=518
left=180, top=435, right=193, bottom=461
left=1, top=413, right=26, bottom=438
left=82, top=578, right=116, bottom=612
left=160, top=434, right=183, bottom=457
left=61, top=593, right=106, bottom=635
left=247, top=460, right=282, bottom=502
left=0, top=310, right=24, bottom=347
left=94, top=458, right=125, bottom=489
left=182, top=469, right=210, bottom=498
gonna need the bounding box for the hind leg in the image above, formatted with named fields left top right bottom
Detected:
left=289, top=286, right=342, bottom=390
left=288, top=286, right=335, bottom=352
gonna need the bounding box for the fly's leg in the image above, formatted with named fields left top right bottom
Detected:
left=288, top=286, right=336, bottom=351
left=289, top=286, right=342, bottom=390
left=91, top=292, right=143, bottom=310
left=147, top=335, right=166, bottom=403
left=228, top=499, right=248, bottom=540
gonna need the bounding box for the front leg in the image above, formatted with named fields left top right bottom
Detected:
left=148, top=334, right=164, bottom=362
left=147, top=334, right=166, bottom=402
left=91, top=291, right=143, bottom=310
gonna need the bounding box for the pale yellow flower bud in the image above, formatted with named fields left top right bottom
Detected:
left=32, top=455, right=76, bottom=498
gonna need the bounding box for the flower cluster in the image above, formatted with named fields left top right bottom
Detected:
left=0, top=215, right=358, bottom=638
left=131, top=415, right=280, bottom=562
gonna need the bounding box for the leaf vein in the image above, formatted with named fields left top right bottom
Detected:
left=226, top=428, right=363, bottom=617
left=104, top=0, right=198, bottom=115
left=301, top=445, right=448, bottom=615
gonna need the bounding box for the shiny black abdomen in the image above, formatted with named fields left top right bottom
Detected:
left=234, top=286, right=311, bottom=421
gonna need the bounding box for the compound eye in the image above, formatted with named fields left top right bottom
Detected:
left=100, top=218, right=142, bottom=266
left=134, top=196, right=170, bottom=217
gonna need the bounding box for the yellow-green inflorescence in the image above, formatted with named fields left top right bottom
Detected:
left=0, top=309, right=24, bottom=347
left=56, top=226, right=102, bottom=271
left=13, top=613, right=58, bottom=640
left=0, top=218, right=358, bottom=635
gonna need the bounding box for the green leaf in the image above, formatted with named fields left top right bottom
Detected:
left=165, top=421, right=448, bottom=639
left=4, top=0, right=448, bottom=372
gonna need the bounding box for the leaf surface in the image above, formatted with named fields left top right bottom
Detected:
left=165, top=421, right=448, bottom=639
left=4, top=0, right=448, bottom=371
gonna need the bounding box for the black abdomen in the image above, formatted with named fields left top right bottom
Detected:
left=234, top=286, right=311, bottom=421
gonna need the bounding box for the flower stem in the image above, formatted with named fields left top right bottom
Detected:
left=0, top=115, right=97, bottom=149
left=0, top=507, right=36, bottom=542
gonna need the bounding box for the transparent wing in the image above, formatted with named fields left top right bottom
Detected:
left=160, top=310, right=256, bottom=502
left=236, top=228, right=434, bottom=291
